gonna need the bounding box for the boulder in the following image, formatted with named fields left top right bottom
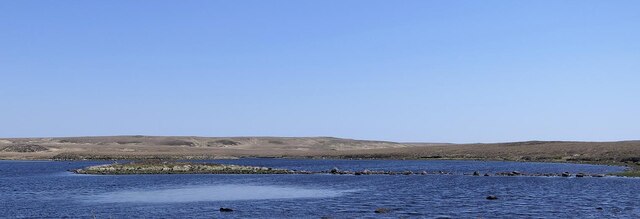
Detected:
left=486, top=195, right=498, bottom=200
left=219, top=208, right=233, bottom=212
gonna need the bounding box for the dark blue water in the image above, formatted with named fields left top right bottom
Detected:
left=1, top=159, right=638, bottom=218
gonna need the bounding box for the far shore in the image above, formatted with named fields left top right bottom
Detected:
left=1, top=136, right=639, bottom=176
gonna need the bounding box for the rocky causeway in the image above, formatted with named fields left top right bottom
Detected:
left=73, top=162, right=297, bottom=175
left=72, top=161, right=620, bottom=177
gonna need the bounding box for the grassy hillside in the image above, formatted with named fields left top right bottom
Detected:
left=1, top=136, right=639, bottom=169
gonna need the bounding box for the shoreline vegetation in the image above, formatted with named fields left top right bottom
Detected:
left=0, top=136, right=638, bottom=177
left=612, top=165, right=640, bottom=177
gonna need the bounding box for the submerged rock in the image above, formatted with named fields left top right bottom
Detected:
left=486, top=195, right=498, bottom=200
left=374, top=208, right=391, bottom=213
left=219, top=207, right=233, bottom=212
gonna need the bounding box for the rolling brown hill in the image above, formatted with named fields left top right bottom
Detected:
left=0, top=136, right=421, bottom=160
left=0, top=136, right=639, bottom=166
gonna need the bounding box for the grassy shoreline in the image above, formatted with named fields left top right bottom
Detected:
left=2, top=155, right=636, bottom=177
left=611, top=164, right=640, bottom=177
left=62, top=157, right=640, bottom=177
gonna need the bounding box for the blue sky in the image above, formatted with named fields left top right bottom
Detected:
left=1, top=1, right=639, bottom=143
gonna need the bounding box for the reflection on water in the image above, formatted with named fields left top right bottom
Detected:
left=86, top=185, right=352, bottom=203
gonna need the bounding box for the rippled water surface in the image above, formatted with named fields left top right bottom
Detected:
left=86, top=185, right=353, bottom=203
left=1, top=159, right=638, bottom=218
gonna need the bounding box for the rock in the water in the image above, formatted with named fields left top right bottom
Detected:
left=561, top=172, right=571, bottom=177
left=486, top=195, right=498, bottom=200
left=219, top=208, right=233, bottom=212
left=484, top=173, right=490, bottom=176
left=576, top=173, right=585, bottom=177
left=596, top=207, right=603, bottom=210
left=512, top=171, right=521, bottom=175
left=473, top=171, right=480, bottom=176
left=374, top=208, right=391, bottom=213
left=330, top=167, right=339, bottom=174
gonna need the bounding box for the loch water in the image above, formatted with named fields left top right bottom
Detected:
left=0, top=159, right=638, bottom=218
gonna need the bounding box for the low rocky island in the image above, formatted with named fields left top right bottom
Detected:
left=73, top=162, right=298, bottom=175
left=72, top=162, right=622, bottom=177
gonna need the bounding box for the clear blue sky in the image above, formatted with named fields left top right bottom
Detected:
left=1, top=1, right=639, bottom=143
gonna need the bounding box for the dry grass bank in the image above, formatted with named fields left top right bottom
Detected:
left=1, top=136, right=639, bottom=169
